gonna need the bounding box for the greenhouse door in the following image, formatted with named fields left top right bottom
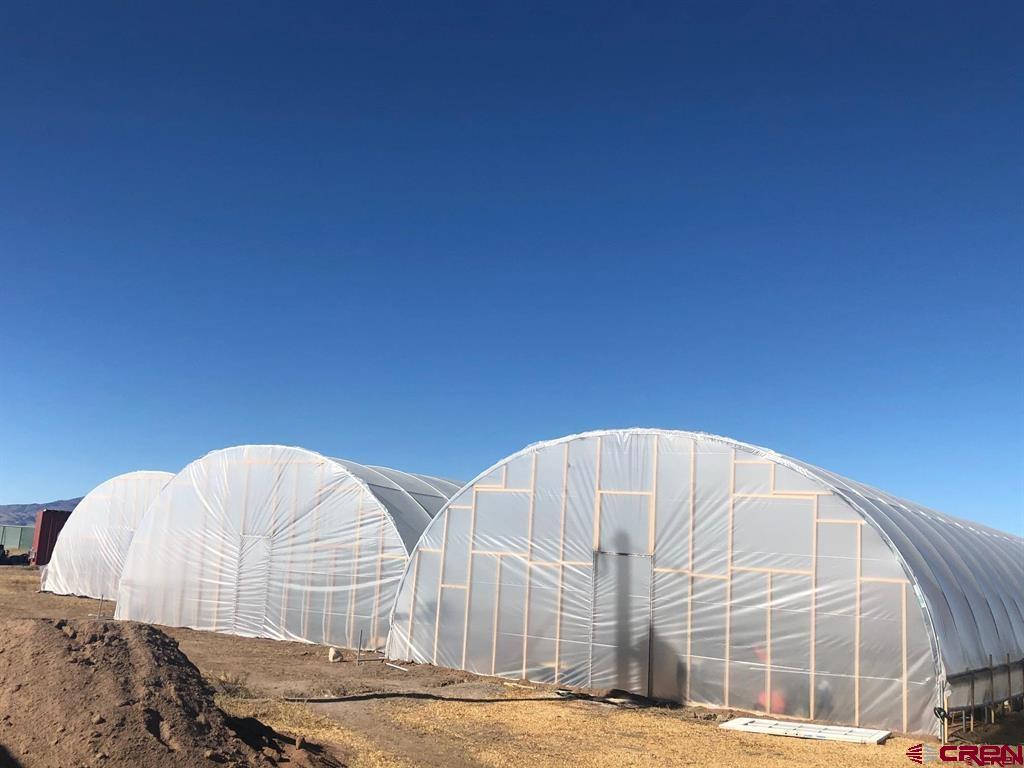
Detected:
left=590, top=551, right=652, bottom=696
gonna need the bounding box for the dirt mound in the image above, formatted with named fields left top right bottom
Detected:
left=0, top=619, right=341, bottom=768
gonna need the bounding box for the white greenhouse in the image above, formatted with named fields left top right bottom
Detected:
left=115, top=445, right=459, bottom=648
left=41, top=470, right=174, bottom=600
left=387, top=429, right=1024, bottom=736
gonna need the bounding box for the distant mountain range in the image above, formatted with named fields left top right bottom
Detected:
left=0, top=498, right=81, bottom=526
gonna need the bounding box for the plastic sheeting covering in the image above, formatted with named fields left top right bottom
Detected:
left=41, top=471, right=173, bottom=600
left=789, top=462, right=1024, bottom=711
left=115, top=445, right=457, bottom=648
left=387, top=429, right=1024, bottom=737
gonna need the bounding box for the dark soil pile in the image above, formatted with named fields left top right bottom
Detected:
left=0, top=619, right=340, bottom=768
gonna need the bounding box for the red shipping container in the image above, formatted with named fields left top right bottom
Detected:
left=31, top=508, right=72, bottom=566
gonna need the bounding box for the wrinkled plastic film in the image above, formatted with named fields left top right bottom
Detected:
left=388, top=430, right=1022, bottom=736
left=116, top=445, right=456, bottom=648
left=41, top=471, right=174, bottom=600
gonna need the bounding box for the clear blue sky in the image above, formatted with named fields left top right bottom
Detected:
left=1, top=2, right=1021, bottom=535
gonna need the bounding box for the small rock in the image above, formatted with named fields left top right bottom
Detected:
left=296, top=735, right=307, bottom=750
left=11, top=684, right=21, bottom=693
left=92, top=714, right=105, bottom=725
left=327, top=647, right=342, bottom=663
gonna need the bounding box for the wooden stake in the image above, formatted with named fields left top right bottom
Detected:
left=855, top=522, right=862, bottom=726
left=370, top=509, right=386, bottom=647
left=432, top=503, right=451, bottom=664
left=971, top=676, right=975, bottom=732
left=301, top=467, right=323, bottom=643
left=1007, top=653, right=1012, bottom=706
left=648, top=435, right=658, bottom=555
left=688, top=441, right=696, bottom=572
left=325, top=530, right=340, bottom=647
left=990, top=654, right=995, bottom=713
left=766, top=572, right=773, bottom=714
left=942, top=692, right=949, bottom=743
left=902, top=582, right=908, bottom=733
left=686, top=440, right=696, bottom=703
left=460, top=488, right=478, bottom=669
left=734, top=566, right=812, bottom=576
left=646, top=435, right=658, bottom=699
left=810, top=494, right=818, bottom=720
left=279, top=462, right=303, bottom=634
left=592, top=436, right=603, bottom=551
left=724, top=448, right=736, bottom=708
left=553, top=444, right=568, bottom=683
left=521, top=452, right=538, bottom=678
left=587, top=549, right=597, bottom=688
left=343, top=501, right=363, bottom=647
left=404, top=551, right=421, bottom=659
left=647, top=554, right=655, bottom=698
left=491, top=555, right=503, bottom=676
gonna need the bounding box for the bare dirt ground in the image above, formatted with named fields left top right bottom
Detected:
left=2, top=566, right=1019, bottom=767
left=0, top=617, right=339, bottom=768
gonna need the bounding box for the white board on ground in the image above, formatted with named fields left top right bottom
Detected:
left=719, top=717, right=891, bottom=744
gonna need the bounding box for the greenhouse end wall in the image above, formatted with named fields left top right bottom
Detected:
left=116, top=445, right=455, bottom=649
left=386, top=430, right=980, bottom=736
left=41, top=470, right=174, bottom=600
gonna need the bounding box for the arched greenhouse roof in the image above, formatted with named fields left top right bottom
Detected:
left=329, top=458, right=457, bottom=551
left=388, top=428, right=1023, bottom=735
left=116, top=445, right=459, bottom=647
left=723, top=434, right=1024, bottom=682
left=41, top=470, right=174, bottom=600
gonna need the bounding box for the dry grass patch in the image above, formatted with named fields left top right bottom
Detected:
left=392, top=696, right=922, bottom=768
left=0, top=567, right=42, bottom=596
left=217, top=696, right=415, bottom=768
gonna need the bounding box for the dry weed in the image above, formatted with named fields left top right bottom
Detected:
left=217, top=696, right=415, bottom=768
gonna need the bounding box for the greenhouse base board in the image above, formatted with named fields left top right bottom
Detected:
left=719, top=717, right=891, bottom=744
